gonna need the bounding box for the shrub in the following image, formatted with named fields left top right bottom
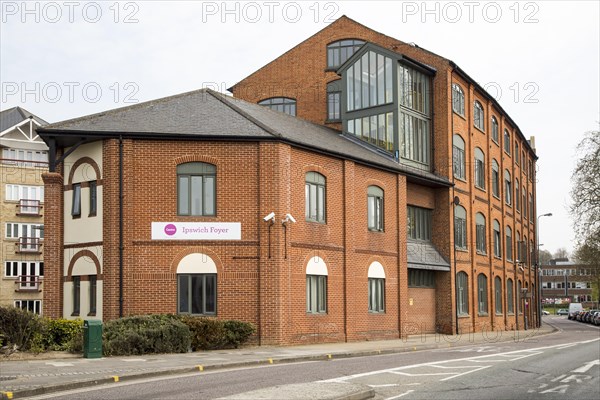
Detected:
left=223, top=320, right=256, bottom=348
left=43, top=318, right=84, bottom=351
left=103, top=315, right=190, bottom=356
left=178, top=316, right=255, bottom=350
left=0, top=306, right=44, bottom=352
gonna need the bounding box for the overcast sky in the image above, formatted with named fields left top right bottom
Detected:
left=1, top=1, right=599, bottom=256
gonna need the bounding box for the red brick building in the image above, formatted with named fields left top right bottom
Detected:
left=38, top=16, right=538, bottom=345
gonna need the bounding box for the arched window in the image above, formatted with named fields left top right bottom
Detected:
left=491, top=116, right=499, bottom=143
left=367, top=186, right=384, bottom=231
left=475, top=213, right=486, bottom=254
left=493, top=219, right=501, bottom=258
left=504, top=129, right=511, bottom=154
left=474, top=101, right=484, bottom=130
left=517, top=280, right=522, bottom=313
left=258, top=97, right=296, bottom=116
left=368, top=262, right=385, bottom=313
left=478, top=273, right=488, bottom=314
left=327, top=39, right=365, bottom=69
left=515, top=179, right=520, bottom=212
left=507, top=278, right=514, bottom=313
left=523, top=186, right=527, bottom=219
left=454, top=205, right=467, bottom=249
left=453, top=134, right=466, bottom=180
left=492, top=159, right=500, bottom=197
left=495, top=276, right=503, bottom=314
left=504, top=170, right=512, bottom=205
left=177, top=162, right=216, bottom=216
left=516, top=231, right=521, bottom=262
left=452, top=84, right=465, bottom=116
left=327, top=80, right=342, bottom=121
left=515, top=142, right=520, bottom=164
left=523, top=235, right=528, bottom=265
left=506, top=226, right=513, bottom=261
left=177, top=253, right=217, bottom=315
left=457, top=271, right=469, bottom=315
left=475, top=147, right=485, bottom=189
left=305, top=172, right=326, bottom=223
left=306, top=256, right=328, bottom=313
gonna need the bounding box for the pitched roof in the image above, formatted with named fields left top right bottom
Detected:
left=0, top=106, right=49, bottom=132
left=37, top=88, right=451, bottom=187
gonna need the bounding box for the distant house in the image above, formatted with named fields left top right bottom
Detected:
left=541, top=258, right=597, bottom=308
left=1, top=107, right=49, bottom=314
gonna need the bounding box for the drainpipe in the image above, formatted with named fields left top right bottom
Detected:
left=119, top=136, right=124, bottom=318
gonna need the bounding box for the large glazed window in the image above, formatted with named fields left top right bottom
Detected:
left=474, top=148, right=485, bottom=189
left=507, top=278, right=514, bottom=313
left=493, top=219, right=502, bottom=258
left=305, top=172, right=326, bottom=223
left=367, top=186, right=384, bottom=232
left=399, top=65, right=431, bottom=166
left=177, top=162, right=216, bottom=216
left=491, top=116, right=499, bottom=143
left=478, top=273, right=488, bottom=314
left=177, top=253, right=218, bottom=315
left=474, top=101, right=484, bottom=130
left=347, top=112, right=394, bottom=151
left=346, top=50, right=393, bottom=111
left=492, top=159, right=500, bottom=197
left=258, top=97, right=296, bottom=116
left=327, top=39, right=364, bottom=69
left=506, top=226, right=513, bottom=261
left=505, top=170, right=512, bottom=206
left=495, top=276, right=503, bottom=314
left=327, top=80, right=342, bottom=121
left=368, top=262, right=385, bottom=313
left=306, top=256, right=328, bottom=314
left=407, top=206, right=432, bottom=241
left=454, top=205, right=467, bottom=250
left=453, top=134, right=466, bottom=180
left=475, top=213, right=486, bottom=254
left=457, top=271, right=468, bottom=315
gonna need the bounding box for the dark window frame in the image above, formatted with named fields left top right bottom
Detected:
left=177, top=162, right=217, bottom=217
left=306, top=274, right=327, bottom=314
left=72, top=183, right=81, bottom=218
left=177, top=273, right=217, bottom=315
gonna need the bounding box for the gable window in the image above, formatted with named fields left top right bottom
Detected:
left=475, top=213, right=486, bottom=254
left=495, top=277, right=503, bottom=314
left=453, top=134, right=466, bottom=180
left=507, top=278, right=514, bottom=313
left=454, top=205, right=467, bottom=250
left=72, top=183, right=81, bottom=218
left=305, top=172, right=326, bottom=223
left=89, top=181, right=97, bottom=217
left=493, top=220, right=501, bottom=258
left=327, top=80, right=342, bottom=121
left=504, top=170, right=512, bottom=205
left=474, top=101, right=484, bottom=130
left=492, top=159, right=500, bottom=198
left=478, top=273, right=488, bottom=314
left=457, top=271, right=468, bottom=315
left=452, top=84, right=465, bottom=116
left=327, top=39, right=364, bottom=69
left=506, top=226, right=513, bottom=261
left=367, top=186, right=384, bottom=231
left=258, top=97, right=296, bottom=116
left=491, top=116, right=499, bottom=143
left=177, top=162, right=216, bottom=216
left=368, top=262, right=385, bottom=313
left=306, top=257, right=328, bottom=314
left=407, top=206, right=432, bottom=241
left=504, top=130, right=511, bottom=154
left=474, top=148, right=485, bottom=189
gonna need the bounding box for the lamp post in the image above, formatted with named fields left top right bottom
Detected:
left=536, top=213, right=552, bottom=327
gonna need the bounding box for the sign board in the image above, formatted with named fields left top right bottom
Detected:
left=151, top=222, right=241, bottom=240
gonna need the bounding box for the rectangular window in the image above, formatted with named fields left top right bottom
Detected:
left=368, top=191, right=384, bottom=232
left=348, top=112, right=394, bottom=152
left=306, top=275, right=327, bottom=314
left=457, top=273, right=468, bottom=315
left=478, top=275, right=488, bottom=314
left=408, top=269, right=435, bottom=288
left=72, top=276, right=81, bottom=316
left=14, top=300, right=42, bottom=315
left=507, top=280, right=514, bottom=314
left=476, top=223, right=486, bottom=254
left=407, top=206, right=432, bottom=241
left=400, top=112, right=430, bottom=165
left=305, top=176, right=326, bottom=223
left=89, top=181, right=97, bottom=216
left=454, top=216, right=467, bottom=249
left=493, top=228, right=501, bottom=258
left=368, top=278, right=385, bottom=312
left=492, top=168, right=499, bottom=197
left=327, top=92, right=341, bottom=120
left=178, top=274, right=217, bottom=315
left=72, top=183, right=81, bottom=217
left=89, top=275, right=97, bottom=315
left=5, top=184, right=44, bottom=202
left=506, top=235, right=513, bottom=261
left=453, top=146, right=465, bottom=179
left=475, top=158, right=485, bottom=189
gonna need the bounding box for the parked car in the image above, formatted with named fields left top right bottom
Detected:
left=593, top=312, right=600, bottom=326
left=558, top=309, right=569, bottom=316
left=542, top=310, right=550, bottom=315
left=569, top=303, right=583, bottom=319
left=585, top=310, right=599, bottom=323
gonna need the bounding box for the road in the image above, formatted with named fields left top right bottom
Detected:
left=30, top=316, right=599, bottom=400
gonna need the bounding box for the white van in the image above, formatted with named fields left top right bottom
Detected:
left=568, top=302, right=583, bottom=319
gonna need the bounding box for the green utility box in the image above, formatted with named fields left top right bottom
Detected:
left=83, top=320, right=103, bottom=358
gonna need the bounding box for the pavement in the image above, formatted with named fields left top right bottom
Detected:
left=0, top=323, right=557, bottom=400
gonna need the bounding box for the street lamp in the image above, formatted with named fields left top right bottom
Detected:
left=536, top=213, right=552, bottom=327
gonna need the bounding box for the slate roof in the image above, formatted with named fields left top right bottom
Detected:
left=0, top=107, right=48, bottom=132
left=407, top=241, right=451, bottom=271
left=38, top=89, right=451, bottom=187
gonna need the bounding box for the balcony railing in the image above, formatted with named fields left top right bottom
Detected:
left=17, top=199, right=42, bottom=216
left=16, top=237, right=42, bottom=253
left=14, top=275, right=43, bottom=292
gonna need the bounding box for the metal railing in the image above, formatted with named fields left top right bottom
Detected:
left=14, top=275, right=43, bottom=291
left=17, top=199, right=42, bottom=216
left=16, top=237, right=42, bottom=253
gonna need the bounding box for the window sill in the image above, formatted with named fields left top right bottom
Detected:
left=475, top=185, right=486, bottom=192
left=325, top=119, right=341, bottom=124
left=458, top=314, right=470, bottom=318
left=454, top=176, right=467, bottom=183
left=306, top=219, right=326, bottom=225
left=453, top=111, right=466, bottom=120
left=494, top=255, right=503, bottom=260
left=495, top=313, right=503, bottom=316
left=492, top=139, right=499, bottom=146
left=478, top=312, right=489, bottom=317
left=87, top=312, right=96, bottom=317
left=368, top=229, right=385, bottom=233
left=307, top=312, right=328, bottom=316
left=455, top=247, right=469, bottom=253
left=71, top=312, right=80, bottom=317
left=88, top=213, right=97, bottom=218
left=476, top=251, right=488, bottom=256
left=72, top=215, right=81, bottom=219
left=474, top=126, right=485, bottom=134
left=507, top=313, right=515, bottom=316
left=368, top=311, right=386, bottom=314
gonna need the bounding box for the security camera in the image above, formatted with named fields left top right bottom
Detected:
left=283, top=213, right=296, bottom=223
left=263, top=212, right=275, bottom=222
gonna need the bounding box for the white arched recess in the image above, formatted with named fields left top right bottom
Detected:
left=177, top=253, right=217, bottom=274
left=368, top=261, right=386, bottom=278
left=306, top=256, right=328, bottom=275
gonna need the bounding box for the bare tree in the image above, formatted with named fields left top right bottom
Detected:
left=538, top=249, right=553, bottom=266
left=553, top=247, right=569, bottom=260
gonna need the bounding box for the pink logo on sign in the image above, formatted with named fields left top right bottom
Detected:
left=164, top=224, right=177, bottom=236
